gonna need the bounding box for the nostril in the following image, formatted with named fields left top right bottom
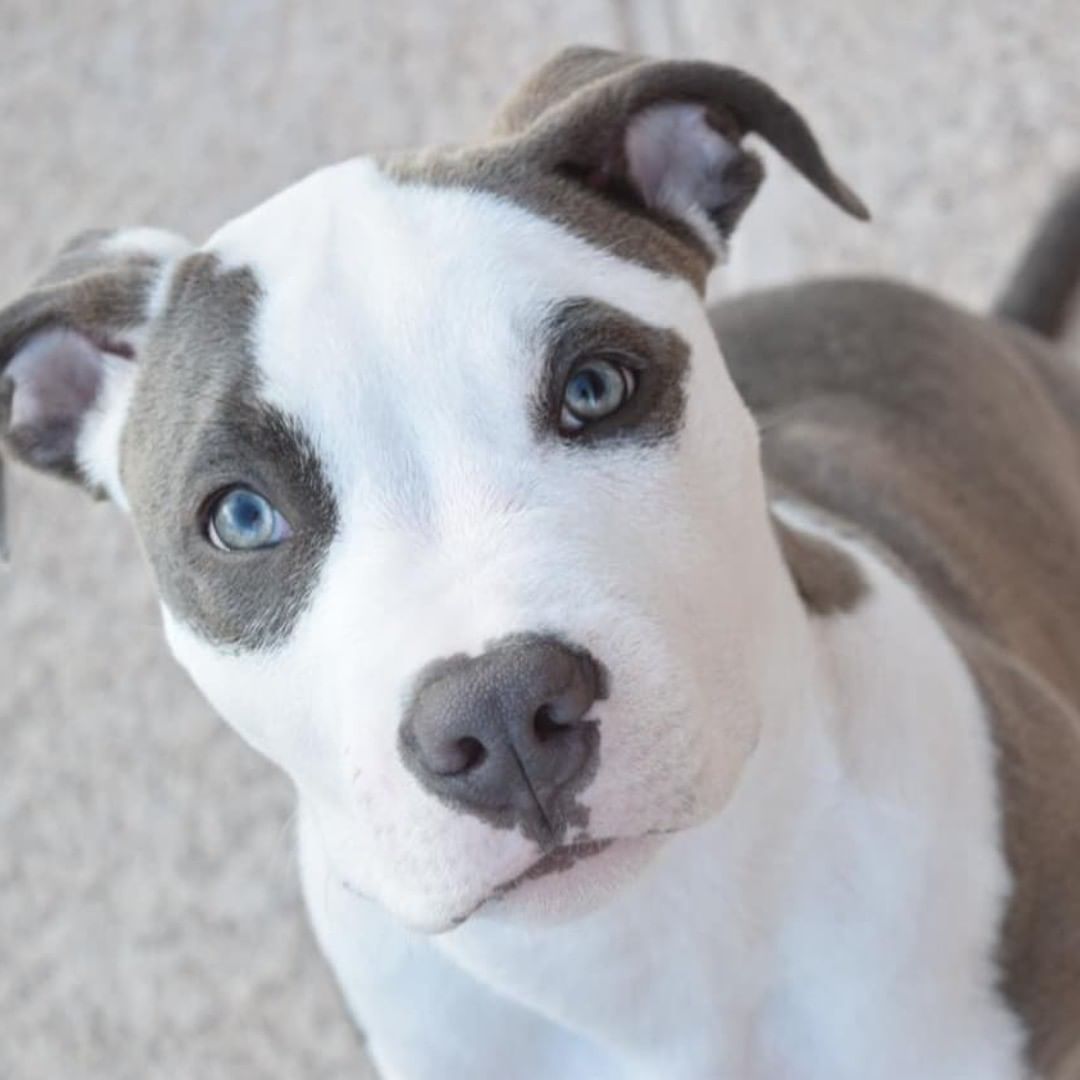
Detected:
left=451, top=736, right=487, bottom=774
left=425, top=735, right=488, bottom=777
left=532, top=704, right=565, bottom=744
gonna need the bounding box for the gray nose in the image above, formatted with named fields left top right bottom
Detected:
left=399, top=635, right=605, bottom=841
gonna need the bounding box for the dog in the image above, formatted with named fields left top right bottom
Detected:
left=3, top=45, right=1080, bottom=1079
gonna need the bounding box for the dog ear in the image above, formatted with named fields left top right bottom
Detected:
left=492, top=46, right=868, bottom=260
left=0, top=227, right=190, bottom=501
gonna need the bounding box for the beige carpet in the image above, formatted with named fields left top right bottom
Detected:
left=2, top=2, right=1078, bottom=1077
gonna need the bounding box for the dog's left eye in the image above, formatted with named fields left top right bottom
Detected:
left=205, top=487, right=291, bottom=552
left=560, top=355, right=638, bottom=433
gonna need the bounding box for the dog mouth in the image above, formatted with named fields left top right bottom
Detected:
left=496, top=838, right=614, bottom=896
left=475, top=824, right=689, bottom=923
left=342, top=832, right=671, bottom=933
left=441, top=837, right=623, bottom=929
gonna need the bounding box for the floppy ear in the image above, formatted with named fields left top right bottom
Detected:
left=0, top=227, right=190, bottom=503
left=492, top=47, right=867, bottom=262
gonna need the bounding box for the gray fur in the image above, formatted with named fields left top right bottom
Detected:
left=995, top=173, right=1080, bottom=339
left=120, top=255, right=339, bottom=650
left=381, top=143, right=715, bottom=288
left=534, top=297, right=690, bottom=446
left=491, top=46, right=868, bottom=228
left=713, top=278, right=1080, bottom=1075
left=385, top=46, right=867, bottom=293
left=0, top=231, right=163, bottom=487
left=771, top=514, right=866, bottom=616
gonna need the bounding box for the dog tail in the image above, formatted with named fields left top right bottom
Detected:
left=995, top=173, right=1080, bottom=339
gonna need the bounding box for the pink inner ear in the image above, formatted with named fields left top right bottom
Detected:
left=625, top=102, right=741, bottom=235
left=6, top=328, right=106, bottom=433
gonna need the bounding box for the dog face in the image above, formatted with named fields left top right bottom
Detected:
left=0, top=49, right=864, bottom=931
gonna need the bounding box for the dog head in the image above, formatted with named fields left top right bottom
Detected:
left=0, top=49, right=865, bottom=931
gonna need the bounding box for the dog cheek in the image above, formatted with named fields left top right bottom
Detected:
left=160, top=609, right=332, bottom=780
left=558, top=481, right=763, bottom=837
left=575, top=623, right=705, bottom=838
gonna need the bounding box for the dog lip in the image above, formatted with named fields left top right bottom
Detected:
left=494, top=838, right=614, bottom=897
left=345, top=829, right=683, bottom=932
left=437, top=839, right=617, bottom=931
left=337, top=840, right=610, bottom=919
left=480, top=826, right=688, bottom=915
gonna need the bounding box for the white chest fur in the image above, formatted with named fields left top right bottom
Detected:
left=297, top=508, right=1027, bottom=1080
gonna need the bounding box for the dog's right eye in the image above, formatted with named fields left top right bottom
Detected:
left=205, top=487, right=292, bottom=552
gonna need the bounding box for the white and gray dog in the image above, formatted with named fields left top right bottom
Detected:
left=3, top=46, right=1080, bottom=1079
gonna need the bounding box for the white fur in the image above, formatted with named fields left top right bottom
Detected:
left=97, top=225, right=191, bottom=262
left=296, top=506, right=1025, bottom=1079
left=77, top=352, right=137, bottom=506
left=86, top=161, right=1023, bottom=1075
left=77, top=228, right=191, bottom=504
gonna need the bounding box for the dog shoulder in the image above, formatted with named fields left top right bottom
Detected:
left=952, top=624, right=1080, bottom=1078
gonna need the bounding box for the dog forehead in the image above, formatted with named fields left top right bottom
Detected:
left=205, top=156, right=696, bottom=308
left=203, top=158, right=699, bottom=464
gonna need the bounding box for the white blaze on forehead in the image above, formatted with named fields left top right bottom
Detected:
left=204, top=157, right=705, bottom=505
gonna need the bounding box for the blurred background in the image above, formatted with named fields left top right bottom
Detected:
left=1, top=2, right=1078, bottom=1077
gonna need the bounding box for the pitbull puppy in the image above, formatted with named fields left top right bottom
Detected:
left=3, top=46, right=1080, bottom=1080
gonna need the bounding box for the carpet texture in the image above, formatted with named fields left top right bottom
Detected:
left=2, top=3, right=1078, bottom=1077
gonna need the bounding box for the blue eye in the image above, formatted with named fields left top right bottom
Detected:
left=560, top=356, right=637, bottom=432
left=206, top=487, right=291, bottom=552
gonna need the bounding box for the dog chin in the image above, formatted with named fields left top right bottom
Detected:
left=353, top=835, right=666, bottom=936
left=442, top=834, right=663, bottom=932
